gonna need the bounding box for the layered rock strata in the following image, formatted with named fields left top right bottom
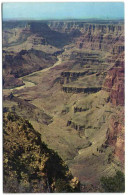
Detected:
left=103, top=53, right=124, bottom=164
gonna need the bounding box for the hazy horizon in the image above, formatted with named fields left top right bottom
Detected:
left=2, top=2, right=124, bottom=21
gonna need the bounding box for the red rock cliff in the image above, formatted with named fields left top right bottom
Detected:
left=104, top=53, right=124, bottom=164
left=106, top=111, right=124, bottom=163
left=48, top=21, right=124, bottom=54
left=103, top=53, right=124, bottom=106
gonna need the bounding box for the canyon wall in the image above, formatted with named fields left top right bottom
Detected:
left=48, top=21, right=124, bottom=54
left=3, top=49, right=57, bottom=88
left=103, top=53, right=124, bottom=164
left=3, top=20, right=125, bottom=190
left=103, top=53, right=124, bottom=106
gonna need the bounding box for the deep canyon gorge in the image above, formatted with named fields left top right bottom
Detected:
left=3, top=19, right=124, bottom=192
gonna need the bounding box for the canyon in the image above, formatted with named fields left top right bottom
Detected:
left=3, top=19, right=124, bottom=192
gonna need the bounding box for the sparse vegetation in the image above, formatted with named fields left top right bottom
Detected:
left=55, top=178, right=75, bottom=192
left=100, top=171, right=125, bottom=192
left=3, top=112, right=80, bottom=193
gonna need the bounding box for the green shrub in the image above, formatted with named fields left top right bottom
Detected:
left=100, top=171, right=125, bottom=192
left=55, top=179, right=72, bottom=192
left=7, top=112, right=19, bottom=122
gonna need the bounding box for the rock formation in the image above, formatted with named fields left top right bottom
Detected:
left=103, top=53, right=124, bottom=106
left=48, top=21, right=124, bottom=54
left=63, top=86, right=101, bottom=94
left=3, top=112, right=80, bottom=193
left=3, top=49, right=57, bottom=88
left=103, top=53, right=124, bottom=164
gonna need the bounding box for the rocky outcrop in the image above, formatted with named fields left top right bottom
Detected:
left=60, top=70, right=92, bottom=84
left=29, top=21, right=71, bottom=47
left=61, top=71, right=89, bottom=77
left=3, top=49, right=57, bottom=88
left=75, top=33, right=124, bottom=54
left=53, top=49, right=64, bottom=56
left=112, top=45, right=124, bottom=55
left=48, top=21, right=123, bottom=34
left=74, top=107, right=89, bottom=113
left=3, top=74, right=24, bottom=89
left=4, top=93, right=53, bottom=125
left=3, top=112, right=80, bottom=193
left=63, top=86, right=101, bottom=94
left=67, top=120, right=85, bottom=131
left=29, top=36, right=48, bottom=45
left=3, top=21, right=27, bottom=30
left=48, top=21, right=124, bottom=54
left=103, top=53, right=124, bottom=164
left=3, top=49, right=57, bottom=78
left=63, top=51, right=102, bottom=65
left=105, top=112, right=124, bottom=164
left=103, top=54, right=124, bottom=106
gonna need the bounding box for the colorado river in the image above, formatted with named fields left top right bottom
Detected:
left=21, top=55, right=62, bottom=79
left=3, top=55, right=62, bottom=94
left=16, top=55, right=62, bottom=90
left=12, top=80, right=36, bottom=90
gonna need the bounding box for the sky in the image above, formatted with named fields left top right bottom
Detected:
left=2, top=2, right=124, bottom=20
